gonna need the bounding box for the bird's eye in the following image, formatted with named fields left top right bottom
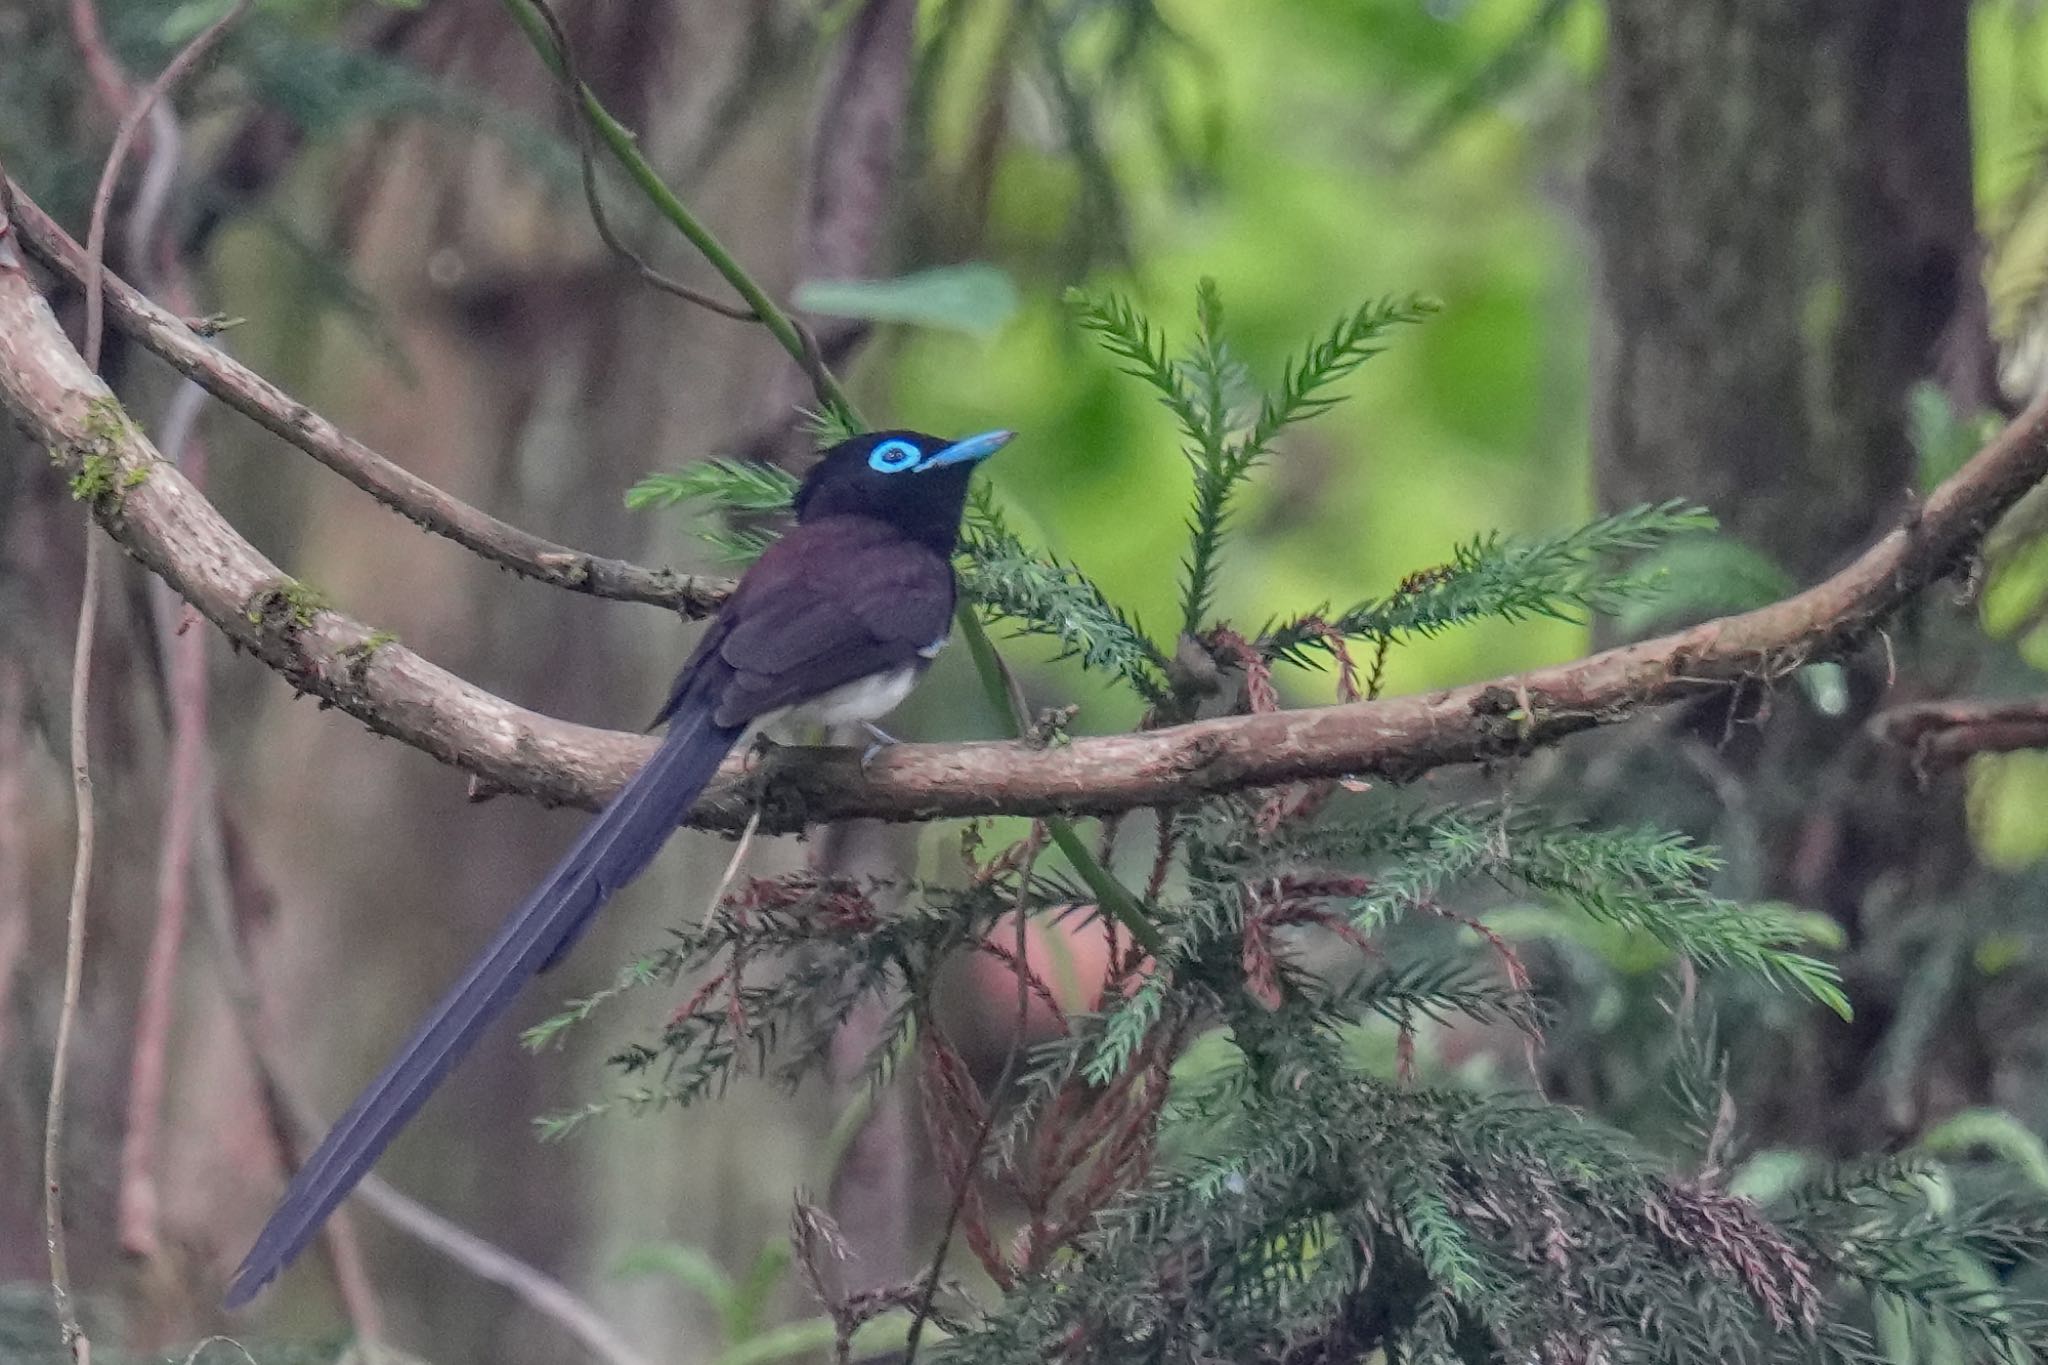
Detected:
left=867, top=439, right=923, bottom=473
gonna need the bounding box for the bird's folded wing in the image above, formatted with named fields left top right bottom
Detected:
left=711, top=527, right=955, bottom=727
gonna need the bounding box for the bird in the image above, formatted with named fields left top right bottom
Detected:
left=225, top=426, right=1014, bottom=1307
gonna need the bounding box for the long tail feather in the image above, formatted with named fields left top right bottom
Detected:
left=225, top=704, right=743, bottom=1307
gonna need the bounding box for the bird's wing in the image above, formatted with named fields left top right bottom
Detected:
left=710, top=519, right=955, bottom=728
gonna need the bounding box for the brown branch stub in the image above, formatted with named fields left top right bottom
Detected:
left=3, top=180, right=735, bottom=619
left=1872, top=696, right=2048, bottom=766
left=7, top=212, right=2048, bottom=831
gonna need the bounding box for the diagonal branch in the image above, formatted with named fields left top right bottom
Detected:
left=6, top=215, right=2048, bottom=834
left=4, top=181, right=735, bottom=618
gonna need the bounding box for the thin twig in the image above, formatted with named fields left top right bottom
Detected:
left=80, top=0, right=252, bottom=370
left=4, top=186, right=733, bottom=619
left=353, top=1178, right=653, bottom=1365
left=497, top=0, right=859, bottom=428
left=709, top=806, right=763, bottom=1043
left=957, top=599, right=1162, bottom=951
left=1872, top=694, right=2048, bottom=766
left=45, top=529, right=100, bottom=1365
left=184, top=798, right=386, bottom=1340
left=902, top=824, right=1046, bottom=1365
left=974, top=937, right=1071, bottom=1033
left=114, top=58, right=213, bottom=1267
left=66, top=0, right=136, bottom=136
left=117, top=455, right=208, bottom=1263
left=0, top=664, right=30, bottom=1056
left=709, top=805, right=765, bottom=913
left=525, top=0, right=755, bottom=320
left=68, top=0, right=367, bottom=1348
left=48, top=5, right=249, bottom=1352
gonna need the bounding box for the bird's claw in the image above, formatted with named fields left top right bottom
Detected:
left=859, top=722, right=900, bottom=772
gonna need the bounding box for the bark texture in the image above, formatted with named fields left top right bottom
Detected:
left=1592, top=0, right=1989, bottom=582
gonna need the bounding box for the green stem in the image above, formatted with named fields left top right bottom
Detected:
left=499, top=0, right=857, bottom=428
left=958, top=605, right=1163, bottom=956
left=1050, top=820, right=1163, bottom=954
left=501, top=0, right=1162, bottom=955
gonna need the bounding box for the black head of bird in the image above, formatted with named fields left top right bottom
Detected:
left=793, top=428, right=1013, bottom=552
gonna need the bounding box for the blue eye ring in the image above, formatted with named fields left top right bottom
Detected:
left=868, top=438, right=922, bottom=473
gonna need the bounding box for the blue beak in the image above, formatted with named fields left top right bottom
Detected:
left=921, top=428, right=1014, bottom=470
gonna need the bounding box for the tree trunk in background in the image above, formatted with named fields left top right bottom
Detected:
left=1592, top=0, right=1989, bottom=579
left=1584, top=0, right=2020, bottom=1149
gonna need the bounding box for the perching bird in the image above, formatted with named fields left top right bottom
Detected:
left=225, top=427, right=1013, bottom=1307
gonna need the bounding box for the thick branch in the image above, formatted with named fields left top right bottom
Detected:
left=6, top=214, right=2048, bottom=834
left=4, top=181, right=735, bottom=618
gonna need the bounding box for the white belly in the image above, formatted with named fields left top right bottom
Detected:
left=773, top=664, right=923, bottom=731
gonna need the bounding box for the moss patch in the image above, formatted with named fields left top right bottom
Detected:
left=338, top=629, right=397, bottom=684
left=246, top=579, right=333, bottom=631
left=68, top=453, right=121, bottom=502
left=62, top=396, right=149, bottom=506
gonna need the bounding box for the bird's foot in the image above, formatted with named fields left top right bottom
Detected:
left=859, top=721, right=900, bottom=771
left=741, top=732, right=788, bottom=805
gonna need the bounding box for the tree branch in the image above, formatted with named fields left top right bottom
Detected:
left=6, top=211, right=2048, bottom=833
left=1872, top=696, right=2048, bottom=766
left=3, top=181, right=736, bottom=619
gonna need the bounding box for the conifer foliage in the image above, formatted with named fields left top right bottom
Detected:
left=600, top=284, right=2048, bottom=1364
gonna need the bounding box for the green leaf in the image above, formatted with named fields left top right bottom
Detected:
left=1797, top=661, right=1851, bottom=717
left=627, top=459, right=799, bottom=564
left=1507, top=828, right=1851, bottom=1019
left=1065, top=286, right=1206, bottom=438
left=726, top=1240, right=794, bottom=1343
left=1086, top=975, right=1169, bottom=1086
left=1908, top=381, right=2002, bottom=491
left=1728, top=1149, right=1814, bottom=1202
left=235, top=27, right=579, bottom=187
left=160, top=0, right=238, bottom=45
left=1070, top=282, right=1430, bottom=640
left=1174, top=277, right=1250, bottom=635
left=794, top=265, right=1021, bottom=338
